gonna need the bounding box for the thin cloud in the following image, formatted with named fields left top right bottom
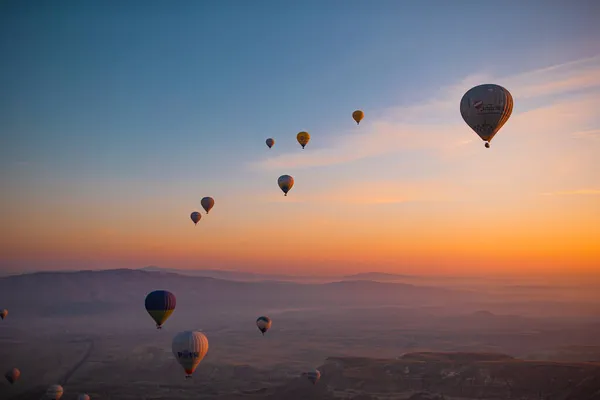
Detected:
left=541, top=189, right=600, bottom=196
left=572, top=129, right=600, bottom=140
left=251, top=55, right=600, bottom=171
left=254, top=180, right=465, bottom=205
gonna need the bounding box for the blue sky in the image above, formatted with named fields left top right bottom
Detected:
left=1, top=1, right=599, bottom=274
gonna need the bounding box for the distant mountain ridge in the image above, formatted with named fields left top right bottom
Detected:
left=0, top=268, right=470, bottom=319
left=139, top=265, right=338, bottom=282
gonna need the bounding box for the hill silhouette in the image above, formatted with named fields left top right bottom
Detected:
left=0, top=269, right=470, bottom=319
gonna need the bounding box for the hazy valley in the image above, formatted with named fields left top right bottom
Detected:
left=1, top=269, right=600, bottom=399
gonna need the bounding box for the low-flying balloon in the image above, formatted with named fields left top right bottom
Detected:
left=352, top=110, right=364, bottom=125
left=0, top=309, right=7, bottom=320
left=277, top=175, right=294, bottom=196
left=4, top=368, right=20, bottom=384
left=256, top=316, right=272, bottom=336
left=296, top=131, right=310, bottom=149
left=266, top=138, right=275, bottom=149
left=46, top=384, right=64, bottom=400
left=145, top=290, right=176, bottom=329
left=306, top=368, right=321, bottom=385
left=172, top=330, right=209, bottom=378
left=78, top=395, right=91, bottom=400
left=460, top=84, right=513, bottom=148
left=201, top=197, right=214, bottom=214
left=190, top=211, right=201, bottom=225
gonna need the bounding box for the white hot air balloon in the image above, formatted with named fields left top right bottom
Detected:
left=172, top=330, right=209, bottom=378
left=46, top=384, right=64, bottom=400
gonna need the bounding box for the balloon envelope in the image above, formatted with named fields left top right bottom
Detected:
left=46, top=384, right=64, bottom=400
left=277, top=175, right=294, bottom=196
left=201, top=197, right=215, bottom=214
left=296, top=131, right=310, bottom=149
left=78, top=395, right=91, bottom=400
left=145, top=290, right=176, bottom=328
left=256, top=316, right=272, bottom=335
left=172, top=330, right=209, bottom=377
left=4, top=368, right=20, bottom=384
left=0, top=309, right=7, bottom=320
left=307, top=369, right=321, bottom=384
left=266, top=138, right=275, bottom=148
left=460, top=84, right=513, bottom=146
left=190, top=211, right=201, bottom=225
left=352, top=110, right=364, bottom=125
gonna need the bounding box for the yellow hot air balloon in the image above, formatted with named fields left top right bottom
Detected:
left=296, top=131, right=310, bottom=149
left=352, top=110, right=364, bottom=125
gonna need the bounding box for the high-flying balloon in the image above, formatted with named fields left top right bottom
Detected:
left=145, top=290, right=176, bottom=329
left=172, top=330, right=209, bottom=378
left=190, top=211, right=201, bottom=225
left=78, top=395, right=91, bottom=400
left=306, top=369, right=321, bottom=385
left=266, top=138, right=275, bottom=149
left=46, top=384, right=64, bottom=400
left=352, top=110, right=364, bottom=125
left=0, top=309, right=7, bottom=320
left=296, top=131, right=310, bottom=149
left=4, top=368, right=20, bottom=384
left=201, top=197, right=214, bottom=214
left=256, top=316, right=272, bottom=336
left=277, top=175, right=294, bottom=196
left=459, top=84, right=513, bottom=148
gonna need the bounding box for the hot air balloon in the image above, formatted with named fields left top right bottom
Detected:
left=145, top=290, right=176, bottom=329
left=296, top=131, right=310, bottom=149
left=460, top=84, right=513, bottom=148
left=352, top=110, right=364, bottom=125
left=46, top=384, right=64, bottom=400
left=277, top=175, right=294, bottom=196
left=4, top=368, right=20, bottom=384
left=172, top=330, right=209, bottom=378
left=0, top=309, right=7, bottom=320
left=266, top=138, right=275, bottom=149
left=77, top=395, right=91, bottom=400
left=306, top=368, right=321, bottom=385
left=201, top=197, right=214, bottom=214
left=256, top=316, right=272, bottom=336
left=190, top=211, right=201, bottom=225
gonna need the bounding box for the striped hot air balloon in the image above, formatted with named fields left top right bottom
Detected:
left=145, top=290, right=176, bottom=329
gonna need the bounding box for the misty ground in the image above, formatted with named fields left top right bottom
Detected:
left=1, top=269, right=600, bottom=399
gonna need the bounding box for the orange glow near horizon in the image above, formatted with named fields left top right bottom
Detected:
left=2, top=55, right=600, bottom=278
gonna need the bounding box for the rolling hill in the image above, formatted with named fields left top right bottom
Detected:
left=0, top=269, right=471, bottom=319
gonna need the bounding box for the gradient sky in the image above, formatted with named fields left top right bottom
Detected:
left=1, top=0, right=600, bottom=276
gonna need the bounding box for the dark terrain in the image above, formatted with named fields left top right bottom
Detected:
left=1, top=269, right=599, bottom=399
